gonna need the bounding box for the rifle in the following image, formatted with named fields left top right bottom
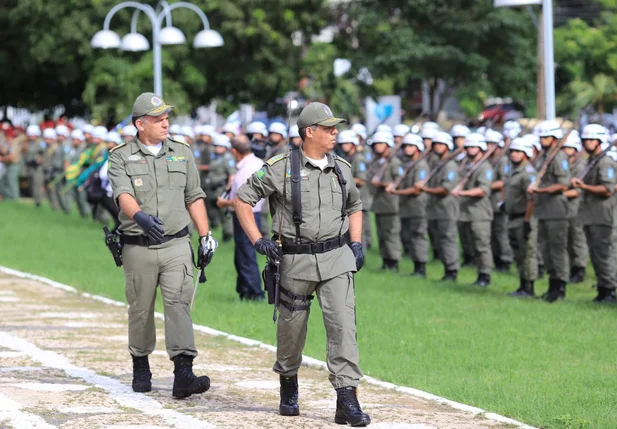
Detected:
left=532, top=125, right=575, bottom=188
left=46, top=171, right=66, bottom=189
left=421, top=147, right=465, bottom=186
left=390, top=150, right=431, bottom=190
left=371, top=140, right=405, bottom=184
left=576, top=140, right=617, bottom=180
left=453, top=144, right=499, bottom=193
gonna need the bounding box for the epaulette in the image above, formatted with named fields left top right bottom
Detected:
left=266, top=153, right=288, bottom=166
left=109, top=143, right=126, bottom=153
left=333, top=154, right=351, bottom=168
left=169, top=137, right=190, bottom=147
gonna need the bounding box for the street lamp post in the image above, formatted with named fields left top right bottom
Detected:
left=90, top=1, right=223, bottom=97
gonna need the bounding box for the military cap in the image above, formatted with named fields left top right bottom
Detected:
left=297, top=102, right=345, bottom=129
left=132, top=92, right=174, bottom=118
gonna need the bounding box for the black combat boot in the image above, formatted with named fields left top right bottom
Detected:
left=334, top=386, right=371, bottom=427
left=495, top=260, right=511, bottom=273
left=509, top=279, right=534, bottom=297
left=389, top=260, right=399, bottom=272
left=569, top=266, right=585, bottom=284
left=172, top=354, right=210, bottom=399
left=441, top=270, right=457, bottom=281
left=543, top=279, right=565, bottom=303
left=279, top=375, right=300, bottom=416
left=131, top=355, right=152, bottom=393
left=472, top=273, right=491, bottom=287
left=412, top=261, right=426, bottom=278
left=593, top=287, right=617, bottom=304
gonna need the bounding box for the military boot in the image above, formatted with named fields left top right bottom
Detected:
left=412, top=261, right=426, bottom=278
left=509, top=279, right=535, bottom=297
left=388, top=260, right=399, bottom=273
left=495, top=260, right=511, bottom=273
left=334, top=386, right=371, bottom=427
left=279, top=375, right=300, bottom=416
left=569, top=266, right=585, bottom=284
left=472, top=273, right=491, bottom=287
left=593, top=287, right=617, bottom=304
left=131, top=355, right=152, bottom=393
left=543, top=279, right=565, bottom=303
left=441, top=270, right=457, bottom=281
left=172, top=354, right=210, bottom=399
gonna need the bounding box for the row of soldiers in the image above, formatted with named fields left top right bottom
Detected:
left=336, top=119, right=617, bottom=304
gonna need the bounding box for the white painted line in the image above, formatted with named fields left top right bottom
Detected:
left=9, top=382, right=89, bottom=392
left=0, top=392, right=57, bottom=429
left=0, top=331, right=217, bottom=429
left=0, top=265, right=536, bottom=429
left=0, top=296, right=19, bottom=302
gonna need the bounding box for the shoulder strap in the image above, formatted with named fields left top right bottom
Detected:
left=332, top=160, right=347, bottom=221
left=290, top=146, right=302, bottom=242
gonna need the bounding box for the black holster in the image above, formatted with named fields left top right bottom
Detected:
left=262, top=260, right=280, bottom=305
left=103, top=227, right=123, bottom=267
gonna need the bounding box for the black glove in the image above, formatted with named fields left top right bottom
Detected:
left=349, top=241, right=365, bottom=272
left=254, top=238, right=283, bottom=262
left=524, top=221, right=532, bottom=241
left=133, top=211, right=165, bottom=244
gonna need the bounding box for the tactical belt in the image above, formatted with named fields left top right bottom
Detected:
left=121, top=226, right=189, bottom=246
left=508, top=213, right=526, bottom=220
left=276, top=234, right=349, bottom=255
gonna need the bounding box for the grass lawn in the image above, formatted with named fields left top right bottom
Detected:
left=1, top=200, right=615, bottom=429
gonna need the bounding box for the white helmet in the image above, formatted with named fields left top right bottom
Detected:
left=509, top=137, right=534, bottom=158
left=289, top=125, right=300, bottom=139
left=182, top=125, right=195, bottom=139
left=476, top=126, right=487, bottom=135
left=376, top=124, right=392, bottom=134
left=71, top=129, right=85, bottom=141
left=268, top=122, right=288, bottom=139
left=464, top=133, right=488, bottom=151
left=450, top=124, right=470, bottom=138
left=393, top=124, right=411, bottom=137
left=563, top=129, right=582, bottom=152
left=372, top=130, right=394, bottom=147
left=222, top=123, right=238, bottom=136
left=608, top=146, right=617, bottom=162
left=214, top=133, right=231, bottom=149
left=536, top=119, right=563, bottom=139
left=27, top=125, right=41, bottom=137
left=503, top=120, right=522, bottom=139
left=247, top=121, right=268, bottom=137
left=55, top=124, right=70, bottom=137
left=351, top=123, right=367, bottom=140
left=172, top=134, right=187, bottom=144
left=121, top=124, right=137, bottom=137
left=421, top=121, right=439, bottom=139
left=403, top=133, right=425, bottom=151
left=198, top=125, right=217, bottom=139
left=42, top=128, right=57, bottom=139
left=611, top=133, right=617, bottom=144
left=484, top=129, right=504, bottom=148
left=523, top=134, right=542, bottom=152
left=433, top=131, right=454, bottom=151
left=92, top=126, right=108, bottom=140
left=337, top=129, right=359, bottom=145
left=581, top=123, right=609, bottom=144
left=106, top=131, right=122, bottom=145
left=82, top=124, right=94, bottom=135
left=169, top=124, right=182, bottom=136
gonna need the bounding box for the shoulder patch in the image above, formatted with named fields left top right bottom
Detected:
left=525, top=165, right=535, bottom=174
left=561, top=159, right=569, bottom=171
left=418, top=169, right=427, bottom=180
left=608, top=167, right=615, bottom=179
left=485, top=170, right=493, bottom=181
left=447, top=170, right=455, bottom=182
left=334, top=154, right=352, bottom=168
left=169, top=137, right=190, bottom=147
left=359, top=162, right=367, bottom=172
left=109, top=143, right=126, bottom=153
left=266, top=153, right=287, bottom=166
left=504, top=165, right=510, bottom=174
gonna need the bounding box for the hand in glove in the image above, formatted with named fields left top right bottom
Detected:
left=349, top=241, right=365, bottom=272
left=197, top=232, right=218, bottom=283
left=254, top=238, right=283, bottom=263
left=133, top=211, right=165, bottom=244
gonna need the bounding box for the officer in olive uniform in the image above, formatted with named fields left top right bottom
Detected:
left=25, top=125, right=46, bottom=206
left=421, top=131, right=460, bottom=280
left=42, top=128, right=62, bottom=210
left=561, top=132, right=588, bottom=283
left=530, top=120, right=571, bottom=302
left=486, top=130, right=513, bottom=271
left=572, top=125, right=617, bottom=303
left=369, top=130, right=403, bottom=271
left=454, top=133, right=494, bottom=287
left=387, top=133, right=429, bottom=277
left=504, top=138, right=538, bottom=297
left=108, top=92, right=217, bottom=399
left=206, top=134, right=236, bottom=241
left=337, top=129, right=371, bottom=253
left=0, top=132, right=23, bottom=200
left=234, top=102, right=370, bottom=426
left=266, top=122, right=288, bottom=160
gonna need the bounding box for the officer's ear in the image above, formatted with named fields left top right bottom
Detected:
left=135, top=117, right=147, bottom=133
left=305, top=125, right=316, bottom=140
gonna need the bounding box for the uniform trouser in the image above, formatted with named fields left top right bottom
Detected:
left=30, top=169, right=45, bottom=205
left=537, top=231, right=545, bottom=267
left=204, top=188, right=221, bottom=227
left=431, top=219, right=460, bottom=271
left=508, top=218, right=538, bottom=281
left=401, top=217, right=428, bottom=263
left=0, top=164, right=20, bottom=200
left=459, top=221, right=493, bottom=275
left=584, top=225, right=617, bottom=290
left=458, top=221, right=476, bottom=262
left=491, top=212, right=513, bottom=264
left=122, top=236, right=197, bottom=359
left=538, top=219, right=569, bottom=282
left=73, top=186, right=91, bottom=218
left=45, top=178, right=60, bottom=210
left=428, top=219, right=439, bottom=260
left=375, top=213, right=402, bottom=261
left=362, top=210, right=372, bottom=251
left=567, top=217, right=588, bottom=269
left=233, top=213, right=263, bottom=299
left=273, top=271, right=362, bottom=389
left=55, top=180, right=70, bottom=214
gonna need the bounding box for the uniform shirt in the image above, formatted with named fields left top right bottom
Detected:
left=579, top=155, right=616, bottom=226
left=426, top=151, right=440, bottom=169
left=504, top=161, right=536, bottom=219
left=237, top=151, right=361, bottom=281
left=265, top=143, right=287, bottom=161
left=50, top=143, right=66, bottom=172
left=459, top=161, right=494, bottom=222
left=199, top=142, right=212, bottom=188
left=567, top=158, right=586, bottom=219
left=368, top=156, right=402, bottom=214
left=426, top=159, right=459, bottom=221
left=348, top=152, right=371, bottom=211
left=399, top=158, right=429, bottom=219
left=207, top=152, right=236, bottom=193
left=490, top=156, right=511, bottom=212
left=108, top=137, right=205, bottom=236
left=230, top=153, right=264, bottom=213
left=25, top=140, right=45, bottom=169
left=534, top=150, right=570, bottom=220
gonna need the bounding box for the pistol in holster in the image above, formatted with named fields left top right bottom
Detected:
left=103, top=227, right=123, bottom=267
left=262, top=259, right=281, bottom=321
